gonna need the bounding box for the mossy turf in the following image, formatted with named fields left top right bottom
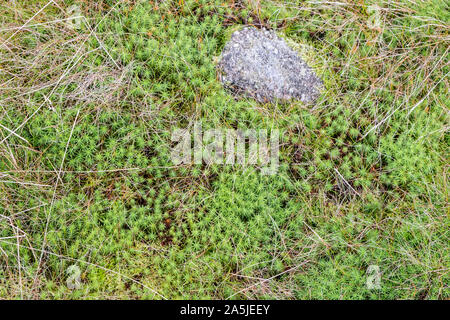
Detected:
left=0, top=0, right=448, bottom=299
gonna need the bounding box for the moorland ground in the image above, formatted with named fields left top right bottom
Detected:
left=0, top=0, right=448, bottom=299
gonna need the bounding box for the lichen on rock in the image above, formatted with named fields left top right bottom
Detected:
left=218, top=27, right=323, bottom=104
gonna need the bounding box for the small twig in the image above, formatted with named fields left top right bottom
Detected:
left=334, top=168, right=360, bottom=196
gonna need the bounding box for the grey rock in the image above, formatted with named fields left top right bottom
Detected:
left=218, top=27, right=322, bottom=104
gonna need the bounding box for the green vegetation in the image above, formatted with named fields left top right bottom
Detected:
left=0, top=0, right=448, bottom=299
